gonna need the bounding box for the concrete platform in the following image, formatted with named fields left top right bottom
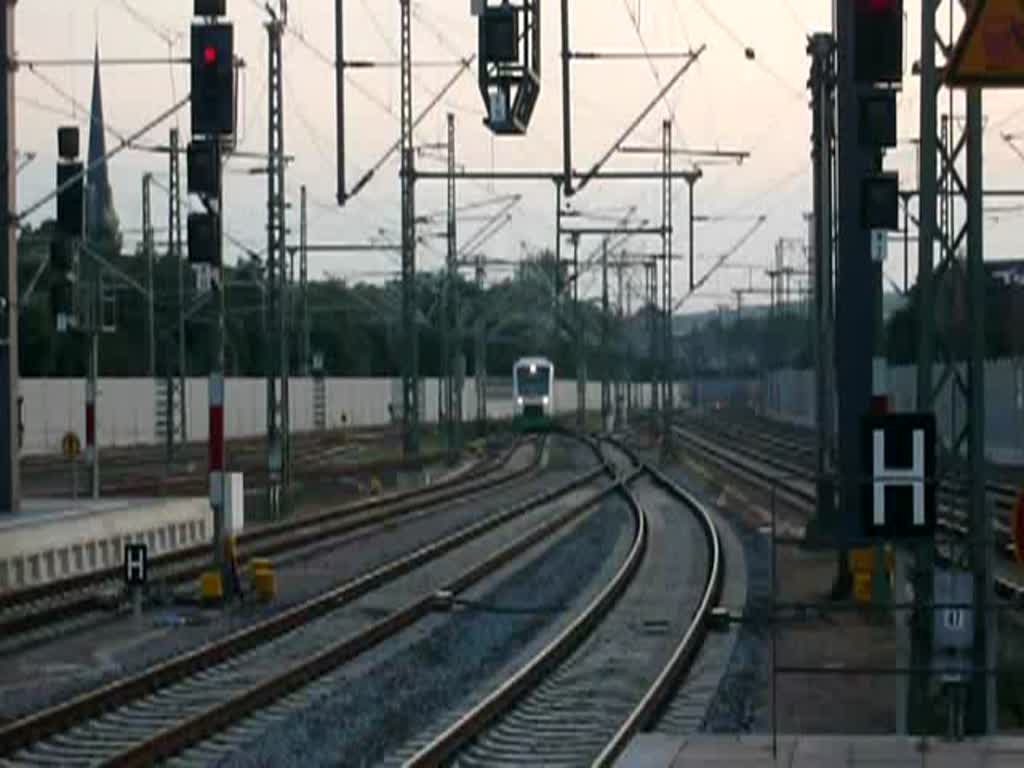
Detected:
left=616, top=734, right=1024, bottom=767
left=0, top=497, right=211, bottom=590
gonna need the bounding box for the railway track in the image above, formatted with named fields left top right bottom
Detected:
left=0, top=437, right=528, bottom=653
left=672, top=411, right=1024, bottom=600
left=702, top=410, right=1021, bottom=516
left=0, top=434, right=618, bottom=766
left=395, top=438, right=723, bottom=767
left=20, top=427, right=412, bottom=498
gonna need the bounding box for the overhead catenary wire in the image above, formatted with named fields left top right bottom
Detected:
left=690, top=0, right=805, bottom=101
left=620, top=0, right=676, bottom=123
left=18, top=1, right=809, bottom=305
left=18, top=93, right=191, bottom=223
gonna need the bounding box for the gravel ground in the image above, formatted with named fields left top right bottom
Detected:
left=208, top=480, right=632, bottom=767
left=697, top=502, right=771, bottom=733
left=0, top=440, right=578, bottom=725
left=444, top=474, right=709, bottom=766
left=665, top=437, right=904, bottom=736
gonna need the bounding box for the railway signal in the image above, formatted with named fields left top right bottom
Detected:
left=52, top=127, right=82, bottom=331
left=853, top=0, right=903, bottom=85
left=55, top=163, right=84, bottom=238
left=190, top=2, right=233, bottom=600
left=190, top=22, right=234, bottom=137
left=861, top=171, right=900, bottom=230
left=1013, top=489, right=1024, bottom=564
left=187, top=211, right=221, bottom=267
left=474, top=0, right=541, bottom=135
left=187, top=138, right=221, bottom=198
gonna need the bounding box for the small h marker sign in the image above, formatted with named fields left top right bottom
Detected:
left=124, top=543, right=148, bottom=586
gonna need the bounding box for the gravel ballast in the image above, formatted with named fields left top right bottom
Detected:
left=0, top=441, right=581, bottom=725
left=209, top=490, right=634, bottom=767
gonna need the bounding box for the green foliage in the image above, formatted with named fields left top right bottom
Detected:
left=678, top=305, right=814, bottom=377
left=15, top=227, right=640, bottom=379
left=885, top=261, right=1024, bottom=364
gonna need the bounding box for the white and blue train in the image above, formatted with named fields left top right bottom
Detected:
left=512, top=356, right=555, bottom=428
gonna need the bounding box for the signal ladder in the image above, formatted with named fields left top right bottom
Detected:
left=155, top=378, right=185, bottom=453
left=313, top=377, right=327, bottom=431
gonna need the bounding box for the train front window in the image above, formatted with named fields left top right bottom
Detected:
left=516, top=366, right=550, bottom=397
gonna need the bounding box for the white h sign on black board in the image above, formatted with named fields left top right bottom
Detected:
left=872, top=428, right=926, bottom=527
left=124, top=543, right=148, bottom=586
left=860, top=412, right=936, bottom=538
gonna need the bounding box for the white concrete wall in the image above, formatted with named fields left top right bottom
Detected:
left=18, top=376, right=658, bottom=456
left=0, top=497, right=211, bottom=590
left=761, top=358, right=1024, bottom=465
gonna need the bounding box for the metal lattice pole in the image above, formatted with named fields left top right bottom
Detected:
left=170, top=128, right=186, bottom=446
left=808, top=32, right=838, bottom=548
left=616, top=258, right=624, bottom=429
left=142, top=173, right=155, bottom=379
left=917, top=1, right=987, bottom=733
left=266, top=12, right=288, bottom=516
left=601, top=239, right=610, bottom=428
left=400, top=0, right=419, bottom=458
left=661, top=119, right=673, bottom=451
left=0, top=4, right=17, bottom=514
left=573, top=234, right=585, bottom=429
left=445, top=113, right=457, bottom=462
left=648, top=260, right=658, bottom=422
left=474, top=255, right=486, bottom=432
left=914, top=0, right=992, bottom=734
left=835, top=0, right=873, bottom=609
left=965, top=83, right=992, bottom=735
left=300, top=185, right=310, bottom=376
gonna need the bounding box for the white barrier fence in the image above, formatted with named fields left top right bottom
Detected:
left=19, top=376, right=661, bottom=456
left=761, top=358, right=1024, bottom=465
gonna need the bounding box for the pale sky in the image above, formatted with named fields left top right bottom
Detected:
left=13, top=1, right=1024, bottom=315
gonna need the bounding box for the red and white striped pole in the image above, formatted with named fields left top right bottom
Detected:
left=209, top=367, right=230, bottom=596
left=208, top=371, right=224, bottom=483
left=85, top=379, right=95, bottom=460
left=85, top=346, right=98, bottom=499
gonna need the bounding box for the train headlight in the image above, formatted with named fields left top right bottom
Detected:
left=542, top=396, right=549, bottom=405
left=517, top=397, right=524, bottom=406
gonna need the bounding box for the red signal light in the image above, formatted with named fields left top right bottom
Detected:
left=859, top=0, right=897, bottom=11
left=204, top=45, right=218, bottom=66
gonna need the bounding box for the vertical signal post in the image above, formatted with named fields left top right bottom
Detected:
left=190, top=0, right=235, bottom=596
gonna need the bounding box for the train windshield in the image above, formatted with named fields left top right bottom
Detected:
left=516, top=365, right=550, bottom=397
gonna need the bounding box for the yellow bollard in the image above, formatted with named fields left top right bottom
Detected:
left=849, top=545, right=895, bottom=605
left=249, top=561, right=276, bottom=602
left=247, top=558, right=272, bottom=577
left=199, top=570, right=224, bottom=602
left=853, top=570, right=873, bottom=604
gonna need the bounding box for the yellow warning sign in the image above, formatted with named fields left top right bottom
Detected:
left=61, top=432, right=81, bottom=461
left=947, top=0, right=1024, bottom=86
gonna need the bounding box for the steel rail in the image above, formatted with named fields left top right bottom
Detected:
left=404, top=463, right=647, bottom=766
left=0, top=444, right=602, bottom=758
left=706, top=413, right=1020, bottom=505
left=672, top=420, right=1024, bottom=601
left=0, top=438, right=532, bottom=641
left=593, top=458, right=724, bottom=765
left=681, top=415, right=1017, bottom=548
left=0, top=437, right=520, bottom=609
left=98, top=461, right=618, bottom=765
left=405, top=437, right=723, bottom=767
